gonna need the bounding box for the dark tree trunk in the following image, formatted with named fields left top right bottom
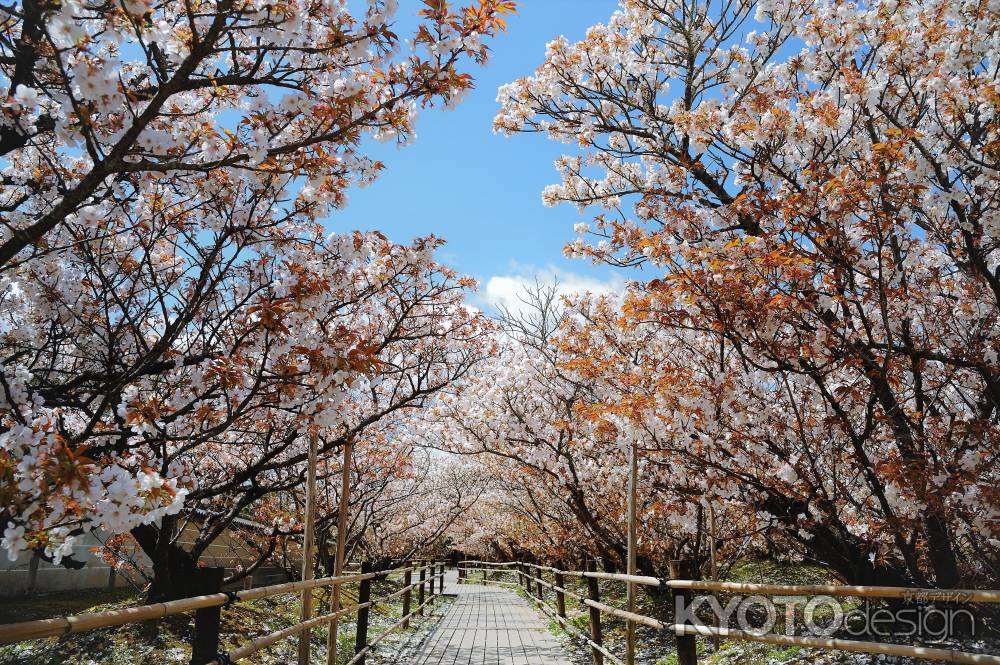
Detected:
left=923, top=511, right=960, bottom=588
left=131, top=520, right=202, bottom=601
left=759, top=493, right=913, bottom=587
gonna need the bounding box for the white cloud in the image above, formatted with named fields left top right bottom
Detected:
left=474, top=264, right=626, bottom=317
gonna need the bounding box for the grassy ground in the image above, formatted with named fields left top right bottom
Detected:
left=0, top=577, right=451, bottom=665
left=0, top=588, right=137, bottom=625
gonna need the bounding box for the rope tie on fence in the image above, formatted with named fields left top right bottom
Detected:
left=214, top=651, right=235, bottom=665
left=222, top=591, right=240, bottom=608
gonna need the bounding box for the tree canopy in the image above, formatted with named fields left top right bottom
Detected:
left=1, top=0, right=998, bottom=599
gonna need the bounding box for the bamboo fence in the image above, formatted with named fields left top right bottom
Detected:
left=0, top=561, right=447, bottom=665
left=460, top=559, right=1000, bottom=665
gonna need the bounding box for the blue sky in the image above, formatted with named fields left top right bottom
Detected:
left=333, top=0, right=628, bottom=310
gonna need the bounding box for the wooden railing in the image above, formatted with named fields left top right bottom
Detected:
left=460, top=560, right=1000, bottom=665
left=0, top=559, right=449, bottom=665
left=459, top=559, right=656, bottom=665
left=666, top=578, right=1000, bottom=665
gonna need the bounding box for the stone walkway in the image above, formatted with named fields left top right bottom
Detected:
left=410, top=570, right=573, bottom=665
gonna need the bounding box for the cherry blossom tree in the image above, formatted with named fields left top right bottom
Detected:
left=496, top=0, right=1000, bottom=586
left=0, top=0, right=515, bottom=592
left=415, top=285, right=709, bottom=578
left=0, top=0, right=513, bottom=266
left=319, top=448, right=490, bottom=568
left=133, top=242, right=493, bottom=597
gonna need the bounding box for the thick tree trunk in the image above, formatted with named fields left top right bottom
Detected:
left=131, top=520, right=202, bottom=601
left=760, top=494, right=913, bottom=587
left=923, top=514, right=960, bottom=588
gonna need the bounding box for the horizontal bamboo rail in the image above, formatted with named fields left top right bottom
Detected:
left=520, top=570, right=663, bottom=629
left=377, top=572, right=445, bottom=606
left=475, top=559, right=1000, bottom=665
left=575, top=570, right=660, bottom=587
left=667, top=580, right=1000, bottom=603
left=525, top=573, right=559, bottom=593
left=212, top=602, right=368, bottom=664
left=487, top=565, right=639, bottom=665
left=509, top=564, right=638, bottom=665
left=345, top=590, right=441, bottom=665
left=456, top=567, right=517, bottom=575
left=0, top=560, right=446, bottom=665
left=462, top=561, right=660, bottom=587
left=0, top=571, right=382, bottom=644
left=582, top=597, right=663, bottom=630
left=527, top=588, right=624, bottom=665
left=674, top=625, right=1000, bottom=665
left=461, top=577, right=520, bottom=587
left=210, top=569, right=448, bottom=664
left=668, top=575, right=1000, bottom=665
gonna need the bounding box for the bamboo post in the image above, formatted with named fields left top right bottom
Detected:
left=429, top=560, right=436, bottom=605
left=402, top=568, right=413, bottom=628
left=709, top=503, right=720, bottom=651
left=26, top=553, right=39, bottom=594
left=297, top=432, right=319, bottom=665
left=535, top=568, right=544, bottom=603
left=670, top=560, right=698, bottom=665
left=555, top=568, right=567, bottom=619
left=190, top=567, right=225, bottom=665
left=586, top=558, right=604, bottom=665
left=626, top=440, right=638, bottom=665
left=418, top=563, right=426, bottom=615
left=438, top=562, right=446, bottom=594
left=326, top=438, right=352, bottom=665
left=354, top=561, right=373, bottom=665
